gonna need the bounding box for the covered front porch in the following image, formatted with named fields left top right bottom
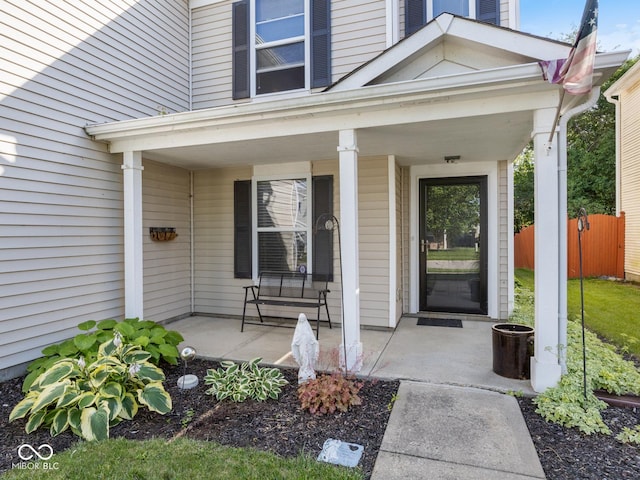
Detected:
left=168, top=314, right=534, bottom=395
left=85, top=14, right=628, bottom=393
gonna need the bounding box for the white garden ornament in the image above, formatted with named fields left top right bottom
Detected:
left=291, top=313, right=319, bottom=384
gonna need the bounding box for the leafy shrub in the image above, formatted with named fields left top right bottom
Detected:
left=204, top=358, right=288, bottom=402
left=533, top=376, right=611, bottom=435
left=23, top=318, right=184, bottom=392
left=616, top=425, right=640, bottom=445
left=10, top=334, right=172, bottom=441
left=298, top=373, right=364, bottom=415
left=533, top=320, right=640, bottom=435
left=511, top=279, right=640, bottom=435
left=509, top=283, right=534, bottom=328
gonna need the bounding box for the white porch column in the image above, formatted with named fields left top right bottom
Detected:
left=531, top=109, right=562, bottom=392
left=122, top=151, right=144, bottom=319
left=338, top=129, right=363, bottom=372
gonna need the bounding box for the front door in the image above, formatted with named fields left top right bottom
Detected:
left=419, top=177, right=487, bottom=314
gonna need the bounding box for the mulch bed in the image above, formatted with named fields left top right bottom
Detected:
left=1, top=358, right=639, bottom=479
left=1, top=359, right=398, bottom=479
left=518, top=396, right=640, bottom=479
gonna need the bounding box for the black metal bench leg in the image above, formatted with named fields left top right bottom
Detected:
left=315, top=302, right=321, bottom=340
left=241, top=287, right=249, bottom=332
left=324, top=293, right=332, bottom=329
left=255, top=303, right=264, bottom=324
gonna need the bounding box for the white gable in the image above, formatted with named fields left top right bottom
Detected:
left=329, top=13, right=571, bottom=91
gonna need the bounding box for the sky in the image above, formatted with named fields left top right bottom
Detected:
left=520, top=0, right=640, bottom=55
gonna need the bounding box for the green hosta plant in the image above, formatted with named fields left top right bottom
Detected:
left=204, top=358, right=287, bottom=402
left=23, top=318, right=184, bottom=392
left=10, top=334, right=172, bottom=441
left=298, top=373, right=364, bottom=415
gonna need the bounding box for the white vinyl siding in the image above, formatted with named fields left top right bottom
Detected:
left=142, top=161, right=192, bottom=320
left=332, top=0, right=387, bottom=82
left=499, top=0, right=510, bottom=27
left=620, top=81, right=640, bottom=281
left=498, top=160, right=509, bottom=319
left=191, top=1, right=234, bottom=110
left=193, top=166, right=250, bottom=315
left=358, top=156, right=390, bottom=327
left=0, top=0, right=190, bottom=378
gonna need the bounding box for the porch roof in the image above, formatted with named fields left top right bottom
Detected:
left=85, top=14, right=628, bottom=170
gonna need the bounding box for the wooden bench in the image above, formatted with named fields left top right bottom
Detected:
left=241, top=271, right=332, bottom=339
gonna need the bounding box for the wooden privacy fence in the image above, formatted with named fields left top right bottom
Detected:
left=514, top=213, right=625, bottom=279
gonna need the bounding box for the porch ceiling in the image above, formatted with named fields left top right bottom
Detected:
left=141, top=110, right=533, bottom=169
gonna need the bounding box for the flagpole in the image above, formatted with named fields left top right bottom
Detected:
left=547, top=89, right=566, bottom=150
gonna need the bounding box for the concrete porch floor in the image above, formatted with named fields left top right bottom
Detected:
left=167, top=314, right=534, bottom=395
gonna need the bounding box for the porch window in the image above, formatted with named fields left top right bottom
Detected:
left=256, top=178, right=309, bottom=272
left=234, top=175, right=333, bottom=280
left=405, top=0, right=499, bottom=36
left=232, top=0, right=331, bottom=99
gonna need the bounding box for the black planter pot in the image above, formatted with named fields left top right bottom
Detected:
left=492, top=323, right=534, bottom=380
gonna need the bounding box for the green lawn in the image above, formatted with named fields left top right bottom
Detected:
left=427, top=247, right=479, bottom=261
left=3, top=438, right=362, bottom=480
left=515, top=268, right=640, bottom=357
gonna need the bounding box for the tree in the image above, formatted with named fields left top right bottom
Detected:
left=513, top=56, right=639, bottom=230
left=566, top=56, right=638, bottom=217
left=513, top=143, right=534, bottom=232
left=426, top=184, right=480, bottom=246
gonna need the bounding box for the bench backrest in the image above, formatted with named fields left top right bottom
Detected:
left=257, top=271, right=327, bottom=299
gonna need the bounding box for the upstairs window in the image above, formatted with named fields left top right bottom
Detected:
left=406, top=0, right=499, bottom=36
left=233, top=0, right=331, bottom=99
left=432, top=0, right=471, bottom=17
left=255, top=0, right=306, bottom=94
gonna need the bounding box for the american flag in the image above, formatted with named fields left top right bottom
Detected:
left=539, top=0, right=598, bottom=95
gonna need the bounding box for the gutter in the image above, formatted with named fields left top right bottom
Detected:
left=557, top=86, right=601, bottom=374
left=604, top=92, right=621, bottom=215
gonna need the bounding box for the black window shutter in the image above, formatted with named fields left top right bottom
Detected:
left=232, top=0, right=250, bottom=99
left=312, top=175, right=333, bottom=282
left=476, top=0, right=499, bottom=25
left=311, top=0, right=331, bottom=88
left=234, top=180, right=252, bottom=278
left=405, top=0, right=426, bottom=36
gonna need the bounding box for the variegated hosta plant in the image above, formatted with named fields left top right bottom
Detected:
left=204, top=357, right=288, bottom=402
left=9, top=334, right=172, bottom=441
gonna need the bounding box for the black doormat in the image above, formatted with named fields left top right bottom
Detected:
left=416, top=317, right=463, bottom=328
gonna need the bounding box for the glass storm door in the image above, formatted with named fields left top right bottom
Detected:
left=419, top=177, right=487, bottom=314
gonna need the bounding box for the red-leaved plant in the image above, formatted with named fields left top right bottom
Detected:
left=297, top=373, right=364, bottom=415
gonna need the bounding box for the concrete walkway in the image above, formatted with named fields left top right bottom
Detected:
left=168, top=315, right=545, bottom=479
left=371, top=382, right=545, bottom=479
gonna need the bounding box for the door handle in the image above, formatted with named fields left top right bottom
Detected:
left=421, top=239, right=427, bottom=253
